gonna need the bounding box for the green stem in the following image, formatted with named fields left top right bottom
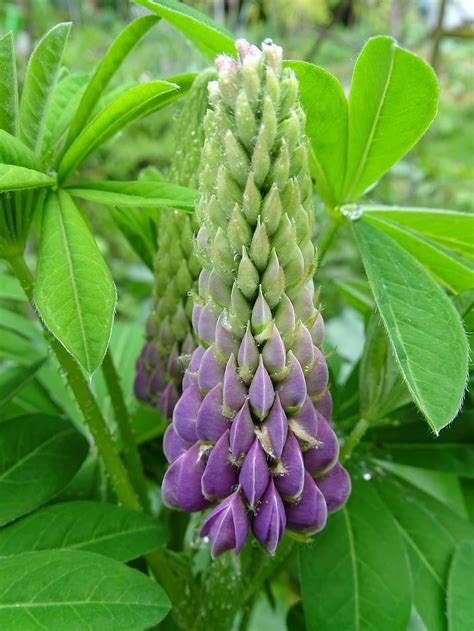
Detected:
left=339, top=417, right=370, bottom=463
left=101, top=349, right=150, bottom=512
left=7, top=254, right=142, bottom=513
left=317, top=215, right=342, bottom=264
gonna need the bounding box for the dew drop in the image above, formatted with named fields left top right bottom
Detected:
left=339, top=203, right=363, bottom=221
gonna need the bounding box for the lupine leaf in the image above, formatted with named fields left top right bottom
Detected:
left=363, top=214, right=473, bottom=294
left=0, top=164, right=55, bottom=192
left=300, top=477, right=411, bottom=631
left=343, top=36, right=438, bottom=201
left=19, top=23, right=71, bottom=152
left=35, top=190, right=116, bottom=374
left=0, top=549, right=170, bottom=630
left=134, top=0, right=235, bottom=58
left=0, top=327, right=43, bottom=364
left=375, top=475, right=474, bottom=631
left=334, top=278, right=374, bottom=315
left=0, top=358, right=46, bottom=410
left=0, top=501, right=167, bottom=561
left=0, top=32, right=19, bottom=136
left=63, top=15, right=159, bottom=154
left=39, top=72, right=89, bottom=161
left=57, top=81, right=178, bottom=181
left=0, top=129, right=44, bottom=170
left=288, top=61, right=347, bottom=208
left=447, top=541, right=474, bottom=631
left=353, top=219, right=468, bottom=433
left=0, top=414, right=88, bottom=526
left=362, top=206, right=474, bottom=262
left=0, top=274, right=24, bottom=300
left=67, top=179, right=198, bottom=211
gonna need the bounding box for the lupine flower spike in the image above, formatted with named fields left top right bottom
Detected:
left=162, top=39, right=351, bottom=556
left=134, top=70, right=214, bottom=416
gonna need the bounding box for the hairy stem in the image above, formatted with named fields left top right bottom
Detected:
left=339, top=417, right=370, bottom=463
left=101, top=349, right=150, bottom=512
left=7, top=254, right=142, bottom=512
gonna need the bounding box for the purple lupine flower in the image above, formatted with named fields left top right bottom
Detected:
left=162, top=39, right=351, bottom=556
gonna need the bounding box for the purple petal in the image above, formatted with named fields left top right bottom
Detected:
left=309, top=312, right=325, bottom=347
left=238, top=323, right=259, bottom=384
left=198, top=303, right=218, bottom=346
left=134, top=367, right=150, bottom=402
left=196, top=383, right=230, bottom=442
left=173, top=384, right=201, bottom=442
left=163, top=424, right=190, bottom=463
left=223, top=354, right=247, bottom=414
left=200, top=489, right=249, bottom=557
left=315, top=463, right=351, bottom=512
left=251, top=287, right=272, bottom=335
left=162, top=454, right=183, bottom=509
left=192, top=304, right=202, bottom=334
left=149, top=363, right=167, bottom=394
left=159, top=382, right=179, bottom=418
left=292, top=323, right=315, bottom=370
left=277, top=351, right=306, bottom=412
left=306, top=348, right=328, bottom=399
left=315, top=390, right=333, bottom=420
left=262, top=325, right=286, bottom=375
left=215, top=314, right=240, bottom=362
left=184, top=345, right=206, bottom=389
left=176, top=442, right=211, bottom=512
left=289, top=396, right=318, bottom=446
left=249, top=356, right=275, bottom=420
left=252, top=479, right=286, bottom=554
left=274, top=293, right=295, bottom=338
left=303, top=415, right=339, bottom=474
left=198, top=347, right=225, bottom=394
left=202, top=430, right=238, bottom=500
left=240, top=437, right=269, bottom=509
left=285, top=471, right=327, bottom=534
left=258, top=394, right=287, bottom=458
left=274, top=432, right=304, bottom=500
left=167, top=344, right=182, bottom=380
left=230, top=400, right=255, bottom=461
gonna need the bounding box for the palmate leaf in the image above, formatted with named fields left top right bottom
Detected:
left=447, top=541, right=474, bottom=631
left=35, top=190, right=116, bottom=375
left=363, top=213, right=473, bottom=294
left=362, top=206, right=474, bottom=262
left=0, top=414, right=88, bottom=526
left=299, top=477, right=411, bottom=631
left=19, top=23, right=71, bottom=153
left=288, top=61, right=348, bottom=209
left=0, top=549, right=170, bottom=630
left=57, top=80, right=179, bottom=182
left=353, top=219, right=468, bottom=433
left=0, top=358, right=46, bottom=411
left=343, top=36, right=438, bottom=201
left=0, top=501, right=167, bottom=561
left=67, top=179, right=198, bottom=212
left=62, top=15, right=159, bottom=155
left=134, top=0, right=236, bottom=58
left=375, top=475, right=474, bottom=631
left=0, top=130, right=45, bottom=170
left=333, top=278, right=374, bottom=316
left=0, top=32, right=19, bottom=136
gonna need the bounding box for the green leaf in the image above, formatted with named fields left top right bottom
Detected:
left=0, top=549, right=170, bottom=630
left=0, top=129, right=44, bottom=170
left=365, top=409, right=474, bottom=478
left=0, top=273, right=24, bottom=300
left=38, top=72, right=89, bottom=161
left=0, top=306, right=42, bottom=340
left=0, top=32, right=19, bottom=136
left=1, top=377, right=63, bottom=420
left=35, top=190, right=116, bottom=374
left=109, top=206, right=157, bottom=269
left=57, top=81, right=179, bottom=182
left=353, top=219, right=468, bottom=433
left=0, top=501, right=167, bottom=561
left=375, top=475, right=474, bottom=631
left=0, top=358, right=46, bottom=410
left=334, top=278, right=374, bottom=315
left=287, top=61, right=347, bottom=208
left=362, top=206, right=474, bottom=263
left=363, top=214, right=473, bottom=294
left=448, top=541, right=474, bottom=631
left=135, top=0, right=235, bottom=58
left=360, top=315, right=411, bottom=422
left=0, top=327, right=43, bottom=364
left=0, top=164, right=54, bottom=192
left=300, top=477, right=411, bottom=631
left=19, top=23, right=71, bottom=152
left=63, top=15, right=159, bottom=154
left=343, top=36, right=438, bottom=201
left=0, top=414, right=88, bottom=526
left=67, top=179, right=198, bottom=211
